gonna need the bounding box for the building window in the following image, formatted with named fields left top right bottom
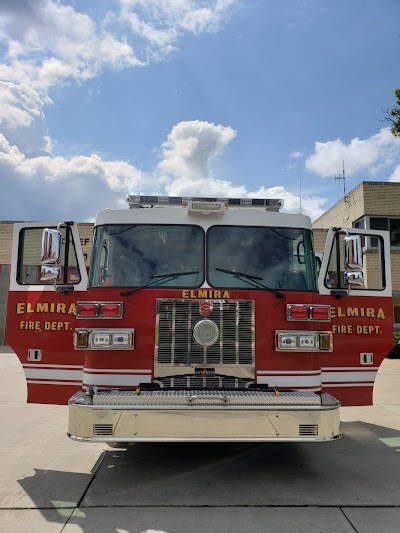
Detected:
left=354, top=216, right=400, bottom=249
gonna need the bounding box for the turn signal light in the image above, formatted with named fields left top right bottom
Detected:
left=319, top=333, right=332, bottom=350
left=76, top=330, right=89, bottom=348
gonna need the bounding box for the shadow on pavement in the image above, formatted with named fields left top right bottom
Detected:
left=16, top=421, right=400, bottom=530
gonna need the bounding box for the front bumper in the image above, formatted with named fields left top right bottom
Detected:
left=68, top=389, right=341, bottom=443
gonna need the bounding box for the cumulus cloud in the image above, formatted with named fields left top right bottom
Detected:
left=158, top=120, right=236, bottom=179
left=0, top=0, right=237, bottom=153
left=305, top=128, right=400, bottom=178
left=158, top=121, right=327, bottom=220
left=389, top=165, right=400, bottom=182
left=0, top=120, right=327, bottom=221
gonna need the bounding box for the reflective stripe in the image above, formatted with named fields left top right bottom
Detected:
left=27, top=380, right=81, bottom=386
left=24, top=368, right=83, bottom=380
left=82, top=373, right=151, bottom=386
left=321, top=371, right=377, bottom=383
left=83, top=368, right=151, bottom=374
left=257, top=375, right=321, bottom=387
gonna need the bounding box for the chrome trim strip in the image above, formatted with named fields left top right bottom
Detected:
left=69, top=434, right=342, bottom=443
left=69, top=404, right=340, bottom=411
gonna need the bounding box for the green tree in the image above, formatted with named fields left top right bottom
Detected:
left=383, top=88, right=400, bottom=136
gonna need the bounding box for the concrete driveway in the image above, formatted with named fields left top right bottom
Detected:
left=1, top=346, right=400, bottom=533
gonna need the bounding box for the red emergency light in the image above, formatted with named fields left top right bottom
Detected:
left=310, top=306, right=330, bottom=320
left=288, top=305, right=308, bottom=319
left=77, top=303, right=99, bottom=317
left=77, top=302, right=123, bottom=318
left=100, top=303, right=123, bottom=317
left=287, top=304, right=330, bottom=322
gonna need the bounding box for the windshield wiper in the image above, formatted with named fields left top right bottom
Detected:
left=151, top=270, right=199, bottom=279
left=215, top=267, right=285, bottom=298
left=120, top=270, right=199, bottom=296
left=215, top=267, right=263, bottom=280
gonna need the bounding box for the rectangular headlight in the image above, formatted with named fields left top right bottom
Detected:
left=112, top=332, right=132, bottom=346
left=74, top=328, right=135, bottom=350
left=276, top=330, right=333, bottom=352
left=92, top=332, right=111, bottom=346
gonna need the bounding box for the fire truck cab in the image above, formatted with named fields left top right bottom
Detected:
left=5, top=196, right=394, bottom=442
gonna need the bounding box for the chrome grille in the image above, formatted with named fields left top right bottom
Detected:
left=158, top=375, right=251, bottom=389
left=156, top=299, right=254, bottom=366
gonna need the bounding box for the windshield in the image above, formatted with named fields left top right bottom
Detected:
left=207, top=226, right=317, bottom=291
left=89, top=224, right=204, bottom=288
left=89, top=223, right=317, bottom=291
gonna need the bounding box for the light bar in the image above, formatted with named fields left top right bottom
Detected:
left=126, top=195, right=284, bottom=211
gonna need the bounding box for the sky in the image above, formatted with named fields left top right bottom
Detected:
left=1, top=0, right=400, bottom=222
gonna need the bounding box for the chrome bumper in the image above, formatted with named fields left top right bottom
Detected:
left=68, top=390, right=341, bottom=443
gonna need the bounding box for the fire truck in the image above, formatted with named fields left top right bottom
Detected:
left=5, top=196, right=394, bottom=443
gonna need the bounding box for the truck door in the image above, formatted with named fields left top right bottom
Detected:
left=5, top=222, right=88, bottom=405
left=317, top=227, right=394, bottom=405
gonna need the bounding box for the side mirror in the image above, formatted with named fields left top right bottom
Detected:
left=344, top=235, right=363, bottom=271
left=41, top=228, right=62, bottom=264
left=344, top=270, right=364, bottom=287
left=41, top=264, right=61, bottom=282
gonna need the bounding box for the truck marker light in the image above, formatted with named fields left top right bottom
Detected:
left=77, top=303, right=99, bottom=317
left=310, top=306, right=330, bottom=320
left=76, top=331, right=89, bottom=348
left=100, top=303, right=122, bottom=318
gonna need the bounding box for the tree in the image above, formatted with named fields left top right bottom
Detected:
left=383, top=88, right=400, bottom=136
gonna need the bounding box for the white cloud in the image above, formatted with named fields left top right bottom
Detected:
left=289, top=150, right=303, bottom=159
left=0, top=1, right=237, bottom=153
left=0, top=120, right=327, bottom=221
left=305, top=128, right=400, bottom=178
left=158, top=120, right=327, bottom=220
left=158, top=120, right=236, bottom=179
left=389, top=165, right=400, bottom=182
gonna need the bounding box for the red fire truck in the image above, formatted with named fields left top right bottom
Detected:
left=5, top=196, right=394, bottom=442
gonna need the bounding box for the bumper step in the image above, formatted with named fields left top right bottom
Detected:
left=70, top=389, right=339, bottom=409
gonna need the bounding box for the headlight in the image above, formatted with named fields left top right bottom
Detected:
left=74, top=329, right=134, bottom=350
left=276, top=331, right=332, bottom=352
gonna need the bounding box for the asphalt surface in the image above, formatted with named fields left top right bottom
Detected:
left=1, top=346, right=400, bottom=533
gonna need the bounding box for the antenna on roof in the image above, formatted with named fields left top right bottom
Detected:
left=334, top=161, right=359, bottom=200
left=299, top=176, right=302, bottom=214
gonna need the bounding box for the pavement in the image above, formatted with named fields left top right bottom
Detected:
left=1, top=346, right=400, bottom=532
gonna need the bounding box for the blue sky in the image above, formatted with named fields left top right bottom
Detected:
left=1, top=0, right=400, bottom=221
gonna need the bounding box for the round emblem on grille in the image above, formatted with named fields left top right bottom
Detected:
left=193, top=319, right=219, bottom=347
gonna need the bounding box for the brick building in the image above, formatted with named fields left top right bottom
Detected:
left=312, top=181, right=400, bottom=330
